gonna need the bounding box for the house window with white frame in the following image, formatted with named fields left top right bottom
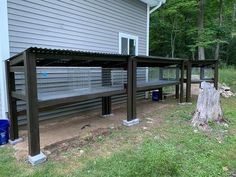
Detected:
left=119, top=33, right=138, bottom=55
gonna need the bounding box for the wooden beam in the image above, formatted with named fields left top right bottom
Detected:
left=102, top=97, right=111, bottom=115
left=5, top=60, right=19, bottom=140
left=38, top=89, right=125, bottom=109
left=127, top=58, right=137, bottom=121
left=10, top=66, right=24, bottom=73
left=186, top=61, right=192, bottom=102
left=101, top=67, right=112, bottom=116
left=136, top=81, right=179, bottom=92
left=175, top=84, right=180, bottom=99
left=179, top=61, right=185, bottom=103
left=214, top=62, right=219, bottom=89
left=132, top=60, right=137, bottom=119
left=11, top=91, right=26, bottom=101
left=158, top=87, right=163, bottom=100
left=24, top=51, right=40, bottom=157
left=9, top=53, right=24, bottom=66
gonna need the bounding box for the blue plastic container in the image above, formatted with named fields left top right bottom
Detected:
left=0, top=119, right=9, bottom=145
left=152, top=90, right=160, bottom=101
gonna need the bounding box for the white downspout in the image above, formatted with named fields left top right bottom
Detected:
left=0, top=0, right=10, bottom=119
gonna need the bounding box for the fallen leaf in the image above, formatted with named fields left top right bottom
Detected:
left=223, top=166, right=228, bottom=172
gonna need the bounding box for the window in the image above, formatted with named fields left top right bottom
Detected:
left=119, top=33, right=138, bottom=55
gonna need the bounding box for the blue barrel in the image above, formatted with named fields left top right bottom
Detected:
left=0, top=119, right=9, bottom=145
left=152, top=90, right=159, bottom=101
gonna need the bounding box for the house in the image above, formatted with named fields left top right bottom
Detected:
left=0, top=0, right=165, bottom=121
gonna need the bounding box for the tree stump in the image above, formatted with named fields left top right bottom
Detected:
left=192, top=82, right=224, bottom=129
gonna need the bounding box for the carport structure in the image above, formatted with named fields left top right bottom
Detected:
left=5, top=47, right=217, bottom=165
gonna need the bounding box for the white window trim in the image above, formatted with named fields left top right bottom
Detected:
left=118, top=32, right=139, bottom=55
left=0, top=0, right=10, bottom=118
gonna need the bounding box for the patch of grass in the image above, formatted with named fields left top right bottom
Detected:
left=0, top=147, right=25, bottom=177
left=73, top=100, right=236, bottom=177
left=76, top=140, right=181, bottom=177
left=219, top=66, right=236, bottom=91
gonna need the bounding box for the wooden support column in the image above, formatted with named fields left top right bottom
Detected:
left=176, top=67, right=180, bottom=99
left=186, top=61, right=192, bottom=102
left=175, top=85, right=179, bottom=99
left=214, top=62, right=219, bottom=89
left=127, top=58, right=137, bottom=121
left=158, top=87, right=163, bottom=100
left=101, top=67, right=112, bottom=116
left=5, top=60, right=19, bottom=140
left=179, top=61, right=185, bottom=103
left=24, top=51, right=40, bottom=157
left=102, top=97, right=111, bottom=115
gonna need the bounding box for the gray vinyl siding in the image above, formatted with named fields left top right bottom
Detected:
left=7, top=0, right=147, bottom=55
left=7, top=0, right=148, bottom=124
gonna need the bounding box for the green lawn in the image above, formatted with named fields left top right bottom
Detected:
left=0, top=67, right=236, bottom=177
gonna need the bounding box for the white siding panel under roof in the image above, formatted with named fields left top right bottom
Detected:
left=8, top=0, right=147, bottom=56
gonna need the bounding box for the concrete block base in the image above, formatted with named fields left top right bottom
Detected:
left=9, top=138, right=23, bottom=145
left=123, top=118, right=140, bottom=127
left=101, top=114, right=114, bottom=118
left=28, top=152, right=47, bottom=166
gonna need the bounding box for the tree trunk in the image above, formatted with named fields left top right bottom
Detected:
left=171, top=32, right=176, bottom=58
left=215, top=0, right=224, bottom=60
left=198, top=0, right=205, bottom=60
left=192, top=82, right=224, bottom=129
left=171, top=17, right=177, bottom=58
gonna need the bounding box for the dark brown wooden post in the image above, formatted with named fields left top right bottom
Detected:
left=214, top=61, right=219, bottom=90
left=186, top=61, right=192, bottom=102
left=127, top=58, right=137, bottom=122
left=158, top=87, right=163, bottom=100
left=5, top=60, right=19, bottom=140
left=175, top=85, right=179, bottom=99
left=23, top=51, right=40, bottom=157
left=175, top=67, right=180, bottom=99
left=102, top=97, right=111, bottom=115
left=132, top=59, right=137, bottom=119
left=101, top=68, right=112, bottom=116
left=179, top=61, right=184, bottom=103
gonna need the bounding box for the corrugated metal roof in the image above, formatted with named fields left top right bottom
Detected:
left=27, top=47, right=129, bottom=57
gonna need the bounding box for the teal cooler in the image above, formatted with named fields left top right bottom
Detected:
left=0, top=119, right=9, bottom=145
left=152, top=90, right=160, bottom=101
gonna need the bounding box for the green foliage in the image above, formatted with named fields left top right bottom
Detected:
left=150, top=0, right=236, bottom=63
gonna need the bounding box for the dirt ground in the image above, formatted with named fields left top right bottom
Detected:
left=13, top=99, right=172, bottom=161
left=12, top=85, right=200, bottom=161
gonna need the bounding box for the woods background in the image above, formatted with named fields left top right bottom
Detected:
left=150, top=0, right=236, bottom=65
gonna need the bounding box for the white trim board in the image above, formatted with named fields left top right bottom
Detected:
left=0, top=0, right=10, bottom=118
left=118, top=32, right=139, bottom=55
